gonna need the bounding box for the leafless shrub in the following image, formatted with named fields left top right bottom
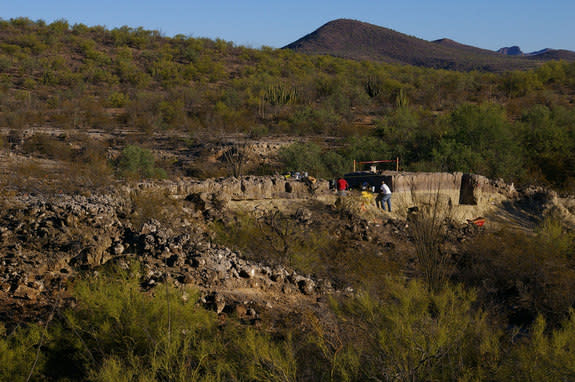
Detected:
left=408, top=186, right=453, bottom=292
left=222, top=142, right=254, bottom=178
left=254, top=207, right=301, bottom=266
left=123, top=189, right=190, bottom=232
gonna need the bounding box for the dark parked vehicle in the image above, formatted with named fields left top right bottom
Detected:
left=341, top=172, right=393, bottom=191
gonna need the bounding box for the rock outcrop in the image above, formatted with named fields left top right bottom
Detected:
left=133, top=175, right=329, bottom=202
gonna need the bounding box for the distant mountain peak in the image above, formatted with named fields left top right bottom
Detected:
left=283, top=19, right=575, bottom=72
left=497, top=46, right=524, bottom=56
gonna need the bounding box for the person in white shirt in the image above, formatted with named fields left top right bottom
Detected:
left=377, top=180, right=392, bottom=212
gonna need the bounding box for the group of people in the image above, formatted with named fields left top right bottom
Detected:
left=336, top=178, right=392, bottom=212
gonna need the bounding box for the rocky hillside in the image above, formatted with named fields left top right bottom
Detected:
left=0, top=180, right=335, bottom=326
left=2, top=173, right=573, bottom=328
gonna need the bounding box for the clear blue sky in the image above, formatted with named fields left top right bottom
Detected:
left=3, top=0, right=574, bottom=52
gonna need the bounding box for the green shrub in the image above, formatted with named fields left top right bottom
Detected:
left=498, top=310, right=575, bottom=381
left=342, top=135, right=392, bottom=166
left=53, top=264, right=298, bottom=381
left=248, top=124, right=269, bottom=138
left=61, top=264, right=218, bottom=379
left=457, top=215, right=575, bottom=328
left=432, top=103, right=524, bottom=181
left=0, top=323, right=45, bottom=381
left=115, top=144, right=166, bottom=179
left=331, top=279, right=501, bottom=381
left=105, top=91, right=129, bottom=108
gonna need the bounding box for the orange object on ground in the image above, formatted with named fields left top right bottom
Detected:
left=467, top=217, right=486, bottom=227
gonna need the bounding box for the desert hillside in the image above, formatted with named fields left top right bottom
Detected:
left=1, top=18, right=575, bottom=189
left=284, top=18, right=575, bottom=71
left=1, top=18, right=575, bottom=380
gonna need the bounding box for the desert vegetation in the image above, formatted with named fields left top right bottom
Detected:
left=1, top=17, right=575, bottom=381
left=2, top=229, right=575, bottom=381
left=1, top=18, right=574, bottom=190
